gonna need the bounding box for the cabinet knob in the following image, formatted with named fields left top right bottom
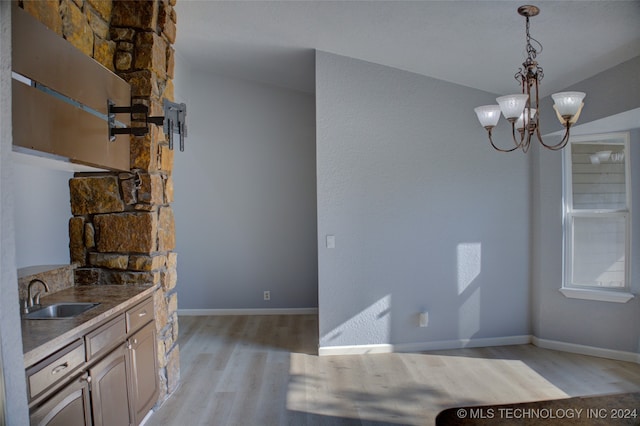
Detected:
left=79, top=374, right=91, bottom=384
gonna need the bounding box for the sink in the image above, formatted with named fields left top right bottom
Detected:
left=23, top=303, right=100, bottom=319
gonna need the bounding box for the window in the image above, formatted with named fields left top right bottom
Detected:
left=562, top=132, right=633, bottom=303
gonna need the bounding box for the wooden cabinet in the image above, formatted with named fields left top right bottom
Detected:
left=126, top=297, right=153, bottom=334
left=26, top=340, right=86, bottom=402
left=127, top=322, right=159, bottom=426
left=89, top=345, right=131, bottom=426
left=29, top=375, right=91, bottom=426
left=28, top=296, right=158, bottom=426
left=85, top=315, right=127, bottom=362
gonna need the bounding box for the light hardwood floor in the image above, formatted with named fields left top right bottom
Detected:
left=146, top=315, right=640, bottom=425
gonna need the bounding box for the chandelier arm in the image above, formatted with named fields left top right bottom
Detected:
left=521, top=131, right=532, bottom=153
left=510, top=120, right=528, bottom=151
left=518, top=65, right=536, bottom=155
left=537, top=124, right=571, bottom=151
left=487, top=128, right=520, bottom=153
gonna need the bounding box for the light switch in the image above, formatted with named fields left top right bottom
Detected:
left=326, top=235, right=336, bottom=249
left=419, top=312, right=429, bottom=327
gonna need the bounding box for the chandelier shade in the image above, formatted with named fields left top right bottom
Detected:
left=496, top=94, right=529, bottom=120
left=474, top=105, right=502, bottom=128
left=551, top=92, right=586, bottom=117
left=474, top=5, right=586, bottom=152
left=515, top=108, right=536, bottom=130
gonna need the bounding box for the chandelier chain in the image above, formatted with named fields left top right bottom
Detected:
left=516, top=15, right=544, bottom=84
left=524, top=16, right=543, bottom=62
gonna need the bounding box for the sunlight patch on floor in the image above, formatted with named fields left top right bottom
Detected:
left=286, top=351, right=569, bottom=425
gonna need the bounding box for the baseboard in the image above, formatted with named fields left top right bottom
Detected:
left=319, top=335, right=530, bottom=356
left=139, top=409, right=154, bottom=426
left=394, top=335, right=531, bottom=353
left=171, top=313, right=640, bottom=363
left=177, top=307, right=318, bottom=316
left=318, top=344, right=394, bottom=356
left=531, top=336, right=640, bottom=364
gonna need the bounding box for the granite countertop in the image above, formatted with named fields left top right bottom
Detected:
left=21, top=284, right=158, bottom=368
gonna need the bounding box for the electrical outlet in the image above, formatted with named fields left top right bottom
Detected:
left=263, top=291, right=271, bottom=301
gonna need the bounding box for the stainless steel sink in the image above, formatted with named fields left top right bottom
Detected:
left=23, top=302, right=100, bottom=319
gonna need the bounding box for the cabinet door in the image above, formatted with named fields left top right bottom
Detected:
left=89, top=345, right=132, bottom=426
left=128, top=322, right=159, bottom=426
left=30, top=375, right=91, bottom=426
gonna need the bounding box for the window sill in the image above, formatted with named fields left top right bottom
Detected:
left=560, top=288, right=635, bottom=303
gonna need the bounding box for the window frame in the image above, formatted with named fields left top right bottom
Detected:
left=561, top=132, right=634, bottom=303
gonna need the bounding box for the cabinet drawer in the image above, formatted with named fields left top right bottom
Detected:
left=85, top=314, right=126, bottom=361
left=126, top=297, right=154, bottom=334
left=27, top=340, right=85, bottom=401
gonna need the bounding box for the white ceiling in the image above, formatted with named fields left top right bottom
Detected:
left=175, top=1, right=640, bottom=96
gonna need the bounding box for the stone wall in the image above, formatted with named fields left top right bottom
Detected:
left=17, top=265, right=76, bottom=302
left=20, top=0, right=115, bottom=70
left=19, top=0, right=180, bottom=404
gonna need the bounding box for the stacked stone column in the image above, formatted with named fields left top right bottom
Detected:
left=69, top=170, right=179, bottom=401
left=20, top=0, right=180, bottom=404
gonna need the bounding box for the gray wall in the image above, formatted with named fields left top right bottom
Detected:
left=316, top=51, right=530, bottom=349
left=531, top=56, right=640, bottom=353
left=12, top=162, right=72, bottom=268
left=540, top=56, right=640, bottom=130
left=173, top=67, right=318, bottom=309
left=0, top=2, right=30, bottom=423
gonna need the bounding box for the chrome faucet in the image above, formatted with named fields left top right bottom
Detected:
left=27, top=279, right=50, bottom=308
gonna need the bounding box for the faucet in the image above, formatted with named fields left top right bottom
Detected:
left=27, top=279, right=50, bottom=309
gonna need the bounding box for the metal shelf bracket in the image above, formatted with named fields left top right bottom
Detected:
left=108, top=99, right=188, bottom=151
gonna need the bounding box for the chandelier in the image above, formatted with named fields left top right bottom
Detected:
left=474, top=5, right=586, bottom=153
